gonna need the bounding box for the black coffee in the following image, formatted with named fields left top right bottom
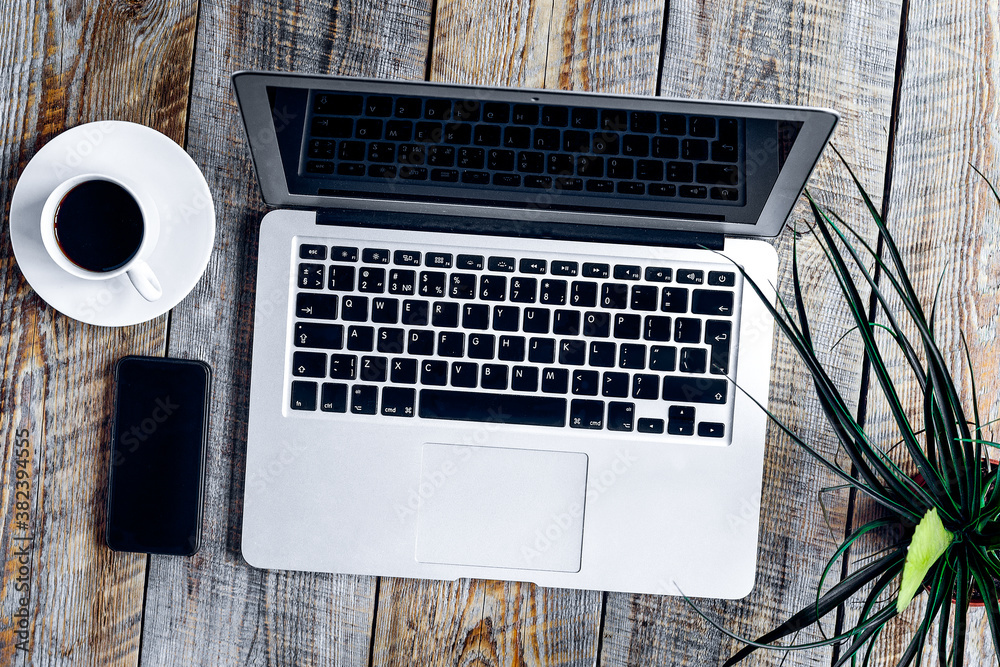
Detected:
left=54, top=180, right=145, bottom=272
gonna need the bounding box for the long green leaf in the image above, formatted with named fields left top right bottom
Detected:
left=898, top=509, right=955, bottom=613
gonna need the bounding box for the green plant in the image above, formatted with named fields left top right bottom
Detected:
left=706, top=155, right=1000, bottom=666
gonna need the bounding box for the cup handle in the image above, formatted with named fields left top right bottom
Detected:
left=126, top=260, right=163, bottom=301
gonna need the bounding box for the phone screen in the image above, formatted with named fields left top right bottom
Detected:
left=107, top=356, right=211, bottom=555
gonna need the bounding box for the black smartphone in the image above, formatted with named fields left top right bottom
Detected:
left=106, top=355, right=211, bottom=555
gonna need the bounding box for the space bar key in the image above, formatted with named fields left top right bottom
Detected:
left=419, top=390, right=567, bottom=428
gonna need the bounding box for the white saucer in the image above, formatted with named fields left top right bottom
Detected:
left=9, top=121, right=215, bottom=326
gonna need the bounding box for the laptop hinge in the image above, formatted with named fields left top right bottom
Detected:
left=315, top=208, right=725, bottom=251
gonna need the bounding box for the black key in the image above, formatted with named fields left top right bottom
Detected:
left=292, top=351, right=326, bottom=377
left=424, top=99, right=452, bottom=120
left=408, top=330, right=434, bottom=355
left=355, top=118, right=383, bottom=139
left=523, top=309, right=550, bottom=334
left=678, top=347, right=708, bottom=373
left=351, top=385, right=378, bottom=414
left=582, top=263, right=609, bottom=279
left=488, top=257, right=516, bottom=274
left=659, top=114, right=685, bottom=135
left=572, top=370, right=600, bottom=396
left=564, top=130, right=590, bottom=152
left=605, top=402, right=635, bottom=432
left=548, top=153, right=574, bottom=175
left=450, top=362, right=479, bottom=388
left=340, top=295, right=368, bottom=321
left=393, top=250, right=421, bottom=266
left=450, top=273, right=476, bottom=298
left=311, top=116, right=352, bottom=138
left=364, top=96, right=392, bottom=117
left=632, top=373, right=659, bottom=400
left=681, top=139, right=708, bottom=161
left=300, top=244, right=327, bottom=260
left=395, top=97, right=422, bottom=118
left=381, top=387, right=415, bottom=417
left=613, top=313, right=641, bottom=339
left=398, top=144, right=426, bottom=165
left=645, top=267, right=672, bottom=282
left=636, top=160, right=664, bottom=181
left=426, top=253, right=452, bottom=268
left=711, top=186, right=739, bottom=201
left=592, top=135, right=619, bottom=155
left=542, top=106, right=569, bottom=127
left=526, top=175, right=552, bottom=188
left=630, top=111, right=657, bottom=133
left=670, top=405, right=696, bottom=422
left=510, top=276, right=537, bottom=304
left=652, top=136, right=679, bottom=158
left=498, top=335, right=526, bottom=361
left=367, top=164, right=396, bottom=179
left=553, top=310, right=581, bottom=335
left=421, top=359, right=448, bottom=385
left=330, top=246, right=358, bottom=262
left=295, top=323, right=343, bottom=349
left=399, top=166, right=428, bottom=180
left=482, top=103, right=510, bottom=123
left=638, top=418, right=665, bottom=434
left=517, top=151, right=544, bottom=173
left=360, top=355, right=388, bottom=382
left=551, top=261, right=578, bottom=276
left=697, top=163, right=740, bottom=186
left=296, top=293, right=338, bottom=320
left=358, top=267, right=385, bottom=293
left=674, top=317, right=702, bottom=343
left=571, top=108, right=597, bottom=129
left=503, top=127, right=530, bottom=149
left=420, top=389, right=566, bottom=427
left=432, top=301, right=459, bottom=328
left=388, top=269, right=416, bottom=295
left=314, top=93, right=362, bottom=115
left=303, top=142, right=334, bottom=161
left=391, top=358, right=418, bottom=384
left=699, top=422, right=726, bottom=438
left=589, top=341, right=616, bottom=367
left=338, top=140, right=365, bottom=161
left=290, top=381, right=317, bottom=410
left=719, top=118, right=738, bottom=143
left=644, top=315, right=672, bottom=342
left=492, top=305, right=520, bottom=332
left=401, top=299, right=429, bottom=326
left=607, top=157, right=633, bottom=179
left=453, top=101, right=481, bottom=121
left=569, top=399, right=604, bottom=429
left=667, top=162, right=693, bottom=182
left=512, top=104, right=539, bottom=125
left=362, top=248, right=389, bottom=264
left=660, top=287, right=688, bottom=312
left=630, top=285, right=658, bottom=311
left=468, top=333, right=495, bottom=360
left=346, top=325, right=375, bottom=351
left=559, top=339, right=587, bottom=366
left=481, top=364, right=509, bottom=390
left=583, top=311, right=611, bottom=338
left=541, top=367, right=569, bottom=394
left=437, top=331, right=465, bottom=358
left=431, top=168, right=459, bottom=182
left=368, top=142, right=396, bottom=162
left=320, top=383, right=348, bottom=413
left=602, top=372, right=629, bottom=398
left=649, top=183, right=677, bottom=197
left=457, top=254, right=484, bottom=270
left=618, top=343, right=646, bottom=369
left=415, top=122, right=442, bottom=143
left=474, top=124, right=502, bottom=146
left=539, top=279, right=567, bottom=305
left=586, top=179, right=614, bottom=192
left=617, top=182, right=645, bottom=195
left=519, top=258, right=546, bottom=274
left=534, top=128, right=560, bottom=150
left=570, top=281, right=598, bottom=308
left=680, top=185, right=708, bottom=199
left=668, top=418, right=695, bottom=436
left=511, top=365, right=539, bottom=392
left=692, top=289, right=734, bottom=316
left=495, top=172, right=524, bottom=187
left=649, top=345, right=676, bottom=371
left=428, top=145, right=455, bottom=167
left=444, top=123, right=472, bottom=144
left=706, top=319, right=732, bottom=375
left=529, top=337, right=556, bottom=363
left=298, top=263, right=325, bottom=290
left=329, top=354, right=357, bottom=380
left=662, top=377, right=728, bottom=404
left=690, top=116, right=716, bottom=137
left=613, top=265, right=640, bottom=280
left=479, top=275, right=507, bottom=301
left=600, top=109, right=627, bottom=131
left=377, top=327, right=405, bottom=354
left=419, top=271, right=447, bottom=297
left=462, top=304, right=490, bottom=329
left=602, top=283, right=629, bottom=309
left=622, top=135, right=648, bottom=157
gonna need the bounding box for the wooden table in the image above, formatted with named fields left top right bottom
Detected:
left=1, top=0, right=996, bottom=664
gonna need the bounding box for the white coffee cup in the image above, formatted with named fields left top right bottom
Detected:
left=40, top=173, right=162, bottom=301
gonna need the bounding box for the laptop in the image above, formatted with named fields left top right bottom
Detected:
left=233, top=71, right=837, bottom=598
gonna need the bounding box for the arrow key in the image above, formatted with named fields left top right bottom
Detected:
left=292, top=351, right=326, bottom=377
left=692, top=289, right=734, bottom=316
left=705, top=320, right=732, bottom=375
left=294, top=322, right=344, bottom=349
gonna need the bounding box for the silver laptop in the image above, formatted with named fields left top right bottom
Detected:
left=234, top=71, right=837, bottom=598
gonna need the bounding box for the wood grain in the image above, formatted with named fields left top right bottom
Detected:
left=843, top=1, right=1000, bottom=664
left=364, top=2, right=666, bottom=666
left=134, top=1, right=433, bottom=665
left=0, top=0, right=197, bottom=665
left=600, top=0, right=907, bottom=665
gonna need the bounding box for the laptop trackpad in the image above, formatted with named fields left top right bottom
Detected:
left=415, top=444, right=588, bottom=573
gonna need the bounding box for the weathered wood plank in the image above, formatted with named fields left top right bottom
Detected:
left=844, top=1, right=1000, bottom=664
left=135, top=1, right=433, bottom=665
left=0, top=0, right=197, bottom=664
left=369, top=1, right=665, bottom=665
left=600, top=1, right=905, bottom=665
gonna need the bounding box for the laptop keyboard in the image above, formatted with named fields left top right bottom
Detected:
left=287, top=237, right=740, bottom=441
left=304, top=91, right=744, bottom=204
